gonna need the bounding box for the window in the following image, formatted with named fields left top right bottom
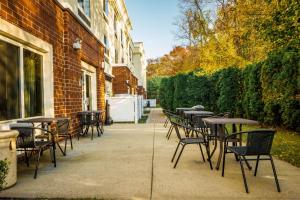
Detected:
left=78, top=0, right=90, bottom=17
left=115, top=49, right=119, bottom=64
left=0, top=39, right=44, bottom=121
left=0, top=40, right=21, bottom=120
left=23, top=49, right=43, bottom=117
left=120, top=29, right=123, bottom=44
left=103, top=0, right=109, bottom=16
left=114, top=14, right=118, bottom=37
left=104, top=35, right=110, bottom=62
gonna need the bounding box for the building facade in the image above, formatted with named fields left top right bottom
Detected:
left=100, top=0, right=146, bottom=97
left=0, top=0, right=147, bottom=131
left=133, top=42, right=147, bottom=97
left=0, top=0, right=106, bottom=133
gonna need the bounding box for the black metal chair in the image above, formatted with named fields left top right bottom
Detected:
left=56, top=118, right=72, bottom=156
left=222, top=130, right=280, bottom=193
left=78, top=112, right=100, bottom=140
left=10, top=123, right=56, bottom=179
left=94, top=112, right=104, bottom=136
left=162, top=109, right=169, bottom=128
left=166, top=112, right=187, bottom=140
left=170, top=120, right=213, bottom=170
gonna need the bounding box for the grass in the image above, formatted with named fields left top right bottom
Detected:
left=233, top=125, right=300, bottom=167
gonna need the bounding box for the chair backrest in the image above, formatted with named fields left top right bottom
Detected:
left=10, top=123, right=35, bottom=148
left=57, top=118, right=69, bottom=135
left=191, top=114, right=213, bottom=129
left=169, top=120, right=183, bottom=140
left=246, top=130, right=275, bottom=155
left=79, top=112, right=93, bottom=125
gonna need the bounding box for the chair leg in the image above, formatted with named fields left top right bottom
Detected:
left=24, top=148, right=29, bottom=167
left=34, top=148, right=42, bottom=179
left=91, top=126, right=94, bottom=140
left=205, top=142, right=213, bottom=170
left=69, top=134, right=73, bottom=150
left=254, top=155, right=260, bottom=176
left=198, top=144, right=205, bottom=162
left=243, top=156, right=252, bottom=170
left=222, top=147, right=227, bottom=177
left=239, top=157, right=249, bottom=193
left=167, top=125, right=173, bottom=140
left=174, top=144, right=185, bottom=168
left=171, top=142, right=181, bottom=162
left=64, top=136, right=68, bottom=155
left=270, top=155, right=281, bottom=192
left=57, top=141, right=65, bottom=156
left=96, top=124, right=101, bottom=137
left=52, top=142, right=56, bottom=168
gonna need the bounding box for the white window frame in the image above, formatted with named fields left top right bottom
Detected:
left=78, top=0, right=91, bottom=19
left=0, top=36, right=46, bottom=121
left=0, top=18, right=54, bottom=126
left=81, top=61, right=97, bottom=111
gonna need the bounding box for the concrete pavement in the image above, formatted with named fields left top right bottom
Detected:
left=1, top=108, right=300, bottom=199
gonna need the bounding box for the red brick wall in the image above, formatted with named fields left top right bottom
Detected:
left=112, top=66, right=130, bottom=95
left=0, top=0, right=105, bottom=134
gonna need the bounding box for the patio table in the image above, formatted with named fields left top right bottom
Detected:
left=202, top=117, right=258, bottom=170
left=78, top=110, right=104, bottom=139
left=17, top=117, right=60, bottom=167
left=184, top=111, right=214, bottom=121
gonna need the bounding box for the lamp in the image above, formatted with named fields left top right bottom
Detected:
left=73, top=38, right=82, bottom=50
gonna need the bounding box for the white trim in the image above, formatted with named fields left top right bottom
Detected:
left=81, top=61, right=97, bottom=111
left=0, top=19, right=54, bottom=124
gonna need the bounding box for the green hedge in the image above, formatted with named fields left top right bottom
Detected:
left=158, top=44, right=299, bottom=131
left=242, top=63, right=264, bottom=121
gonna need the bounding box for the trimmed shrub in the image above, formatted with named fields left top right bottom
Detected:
left=147, top=77, right=162, bottom=100
left=186, top=72, right=216, bottom=111
left=217, top=67, right=243, bottom=116
left=173, top=73, right=189, bottom=109
left=242, top=63, right=264, bottom=121
left=261, top=43, right=300, bottom=130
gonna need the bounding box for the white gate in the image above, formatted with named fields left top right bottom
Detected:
left=107, top=95, right=144, bottom=124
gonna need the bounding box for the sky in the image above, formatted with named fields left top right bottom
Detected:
left=126, top=0, right=180, bottom=60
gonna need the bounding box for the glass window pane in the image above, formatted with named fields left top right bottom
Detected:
left=84, top=0, right=90, bottom=17
left=23, top=49, right=43, bottom=117
left=0, top=40, right=21, bottom=120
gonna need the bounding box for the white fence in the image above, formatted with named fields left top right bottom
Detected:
left=107, top=95, right=144, bottom=124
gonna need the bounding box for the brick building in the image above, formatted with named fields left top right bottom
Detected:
left=0, top=0, right=105, bottom=133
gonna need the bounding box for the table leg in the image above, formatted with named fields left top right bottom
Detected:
left=216, top=139, right=223, bottom=170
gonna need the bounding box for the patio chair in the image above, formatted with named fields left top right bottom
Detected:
left=222, top=130, right=280, bottom=193
left=162, top=109, right=169, bottom=128
left=56, top=118, right=72, bottom=156
left=166, top=112, right=187, bottom=140
left=78, top=112, right=99, bottom=140
left=10, top=123, right=56, bottom=179
left=94, top=112, right=104, bottom=136
left=170, top=120, right=213, bottom=170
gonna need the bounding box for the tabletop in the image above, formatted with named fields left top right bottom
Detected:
left=17, top=117, right=59, bottom=123
left=176, top=108, right=195, bottom=111
left=184, top=111, right=214, bottom=116
left=78, top=110, right=104, bottom=114
left=202, top=117, right=258, bottom=125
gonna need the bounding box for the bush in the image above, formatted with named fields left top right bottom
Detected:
left=147, top=77, right=162, bottom=100
left=159, top=77, right=175, bottom=111
left=242, top=63, right=264, bottom=121
left=173, top=73, right=189, bottom=109
left=186, top=72, right=216, bottom=111
left=0, top=159, right=9, bottom=190
left=261, top=44, right=300, bottom=130
left=217, top=67, right=243, bottom=116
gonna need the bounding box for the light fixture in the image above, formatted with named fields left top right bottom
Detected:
left=73, top=38, right=82, bottom=50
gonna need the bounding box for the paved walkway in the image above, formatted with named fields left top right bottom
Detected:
left=1, top=109, right=300, bottom=199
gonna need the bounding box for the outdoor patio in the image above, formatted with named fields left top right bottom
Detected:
left=0, top=109, right=300, bottom=200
